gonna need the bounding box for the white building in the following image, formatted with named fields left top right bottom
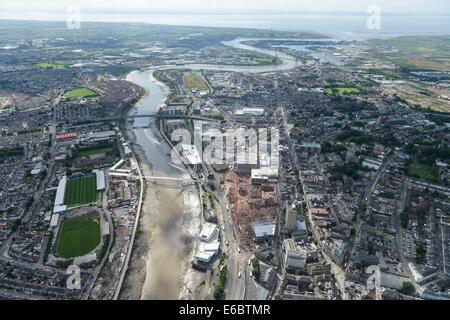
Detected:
left=234, top=107, right=265, bottom=117
left=93, top=169, right=105, bottom=191
left=252, top=223, right=276, bottom=242
left=251, top=166, right=278, bottom=185
left=195, top=251, right=215, bottom=264
left=408, top=262, right=437, bottom=284
left=110, top=159, right=125, bottom=172
left=50, top=214, right=59, bottom=228
left=53, top=176, right=67, bottom=214
left=199, top=223, right=217, bottom=242
left=362, top=158, right=382, bottom=170
left=54, top=176, right=67, bottom=206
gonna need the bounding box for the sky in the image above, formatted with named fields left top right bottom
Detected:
left=1, top=0, right=449, bottom=14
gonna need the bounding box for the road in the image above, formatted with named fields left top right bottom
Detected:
left=82, top=169, right=115, bottom=299
left=345, top=153, right=394, bottom=274
left=0, top=90, right=65, bottom=260
left=202, top=160, right=248, bottom=300
left=279, top=105, right=348, bottom=297
left=113, top=157, right=144, bottom=300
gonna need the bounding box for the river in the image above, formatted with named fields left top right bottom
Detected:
left=118, top=38, right=304, bottom=300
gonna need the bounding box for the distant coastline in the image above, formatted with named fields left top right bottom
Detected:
left=0, top=12, right=449, bottom=41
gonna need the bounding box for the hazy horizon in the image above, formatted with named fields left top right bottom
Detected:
left=1, top=0, right=450, bottom=15
left=1, top=1, right=449, bottom=41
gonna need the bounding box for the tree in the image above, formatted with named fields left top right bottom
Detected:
left=400, top=211, right=409, bottom=229
left=401, top=282, right=415, bottom=295
left=252, top=258, right=261, bottom=279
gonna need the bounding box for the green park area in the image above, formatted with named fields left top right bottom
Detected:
left=35, top=63, right=65, bottom=70
left=64, top=175, right=98, bottom=207
left=77, top=147, right=113, bottom=158
left=57, top=213, right=101, bottom=258
left=184, top=74, right=209, bottom=92
left=65, top=88, right=98, bottom=98
left=71, top=141, right=120, bottom=160
left=238, top=56, right=281, bottom=65
left=32, top=73, right=48, bottom=79
left=369, top=36, right=450, bottom=71
left=326, top=87, right=361, bottom=95
left=407, top=160, right=440, bottom=184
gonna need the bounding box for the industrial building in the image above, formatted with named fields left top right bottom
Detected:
left=86, top=130, right=116, bottom=143
left=362, top=157, right=383, bottom=170
left=251, top=167, right=278, bottom=185
left=234, top=107, right=265, bottom=117
left=252, top=222, right=276, bottom=242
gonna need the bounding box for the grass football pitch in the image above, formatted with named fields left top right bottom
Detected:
left=64, top=175, right=98, bottom=207
left=57, top=213, right=101, bottom=258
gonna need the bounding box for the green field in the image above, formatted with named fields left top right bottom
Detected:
left=184, top=74, right=209, bottom=92
left=326, top=87, right=361, bottom=95
left=369, top=36, right=450, bottom=71
left=57, top=213, right=101, bottom=258
left=238, top=56, right=281, bottom=65
left=35, top=63, right=65, bottom=70
left=77, top=147, right=113, bottom=158
left=65, top=88, right=98, bottom=98
left=64, top=175, right=98, bottom=207
left=32, top=73, right=48, bottom=79
left=407, top=161, right=440, bottom=184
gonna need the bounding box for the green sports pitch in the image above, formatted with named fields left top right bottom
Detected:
left=57, top=213, right=101, bottom=258
left=65, top=88, right=98, bottom=98
left=64, top=175, right=98, bottom=207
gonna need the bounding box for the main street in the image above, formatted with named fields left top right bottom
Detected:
left=203, top=161, right=248, bottom=300
left=280, top=105, right=347, bottom=298
left=344, top=153, right=394, bottom=274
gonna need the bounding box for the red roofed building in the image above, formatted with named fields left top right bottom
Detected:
left=56, top=133, right=77, bottom=140
left=309, top=208, right=329, bottom=216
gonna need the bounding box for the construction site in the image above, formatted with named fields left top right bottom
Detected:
left=222, top=171, right=280, bottom=251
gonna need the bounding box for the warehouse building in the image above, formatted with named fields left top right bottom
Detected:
left=362, top=157, right=383, bottom=170
left=251, top=166, right=278, bottom=185
left=252, top=222, right=276, bottom=242
left=234, top=107, right=265, bottom=117
left=86, top=130, right=116, bottom=142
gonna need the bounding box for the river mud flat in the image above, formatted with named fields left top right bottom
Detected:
left=119, top=71, right=203, bottom=300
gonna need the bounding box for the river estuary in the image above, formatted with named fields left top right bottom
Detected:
left=118, top=38, right=306, bottom=300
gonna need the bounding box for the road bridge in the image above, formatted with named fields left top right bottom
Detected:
left=143, top=175, right=196, bottom=189
left=105, top=114, right=217, bottom=122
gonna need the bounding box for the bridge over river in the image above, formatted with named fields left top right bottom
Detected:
left=104, top=114, right=217, bottom=122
